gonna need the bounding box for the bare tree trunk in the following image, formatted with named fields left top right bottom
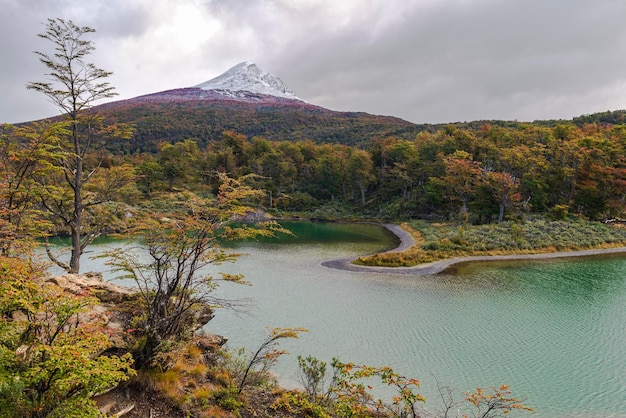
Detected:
left=69, top=119, right=83, bottom=273
left=69, top=227, right=81, bottom=273
left=358, top=180, right=366, bottom=206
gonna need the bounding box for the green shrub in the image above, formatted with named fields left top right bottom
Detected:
left=271, top=392, right=330, bottom=418
left=422, top=242, right=439, bottom=251
left=212, top=387, right=243, bottom=411
left=550, top=204, right=569, bottom=220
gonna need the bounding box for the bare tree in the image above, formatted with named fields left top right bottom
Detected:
left=105, top=174, right=286, bottom=366
left=238, top=327, right=307, bottom=394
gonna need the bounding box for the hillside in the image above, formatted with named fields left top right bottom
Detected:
left=97, top=88, right=425, bottom=152
left=88, top=93, right=626, bottom=154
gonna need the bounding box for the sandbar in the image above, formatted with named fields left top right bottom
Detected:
left=321, top=223, right=626, bottom=275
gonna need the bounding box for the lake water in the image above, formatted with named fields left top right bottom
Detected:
left=67, top=221, right=626, bottom=417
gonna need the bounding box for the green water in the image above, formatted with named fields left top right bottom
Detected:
left=63, top=222, right=625, bottom=417
left=208, top=222, right=626, bottom=418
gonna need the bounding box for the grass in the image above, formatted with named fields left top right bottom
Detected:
left=356, top=216, right=626, bottom=267
left=127, top=336, right=302, bottom=417
left=129, top=339, right=240, bottom=417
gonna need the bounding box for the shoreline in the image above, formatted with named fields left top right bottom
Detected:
left=321, top=223, right=626, bottom=275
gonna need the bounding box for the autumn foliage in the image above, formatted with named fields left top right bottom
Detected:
left=0, top=256, right=134, bottom=417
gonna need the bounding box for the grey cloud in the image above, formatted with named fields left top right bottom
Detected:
left=268, top=0, right=626, bottom=122
left=1, top=0, right=160, bottom=122
left=1, top=0, right=625, bottom=124
left=87, top=2, right=153, bottom=39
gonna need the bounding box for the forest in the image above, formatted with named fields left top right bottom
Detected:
left=154, top=121, right=626, bottom=223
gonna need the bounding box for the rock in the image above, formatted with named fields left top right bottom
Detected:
left=43, top=272, right=221, bottom=352
left=112, top=403, right=135, bottom=417
left=11, top=310, right=28, bottom=322
left=49, top=272, right=137, bottom=303
left=45, top=272, right=140, bottom=350
left=194, top=305, right=215, bottom=330
left=196, top=333, right=228, bottom=350
left=47, top=275, right=82, bottom=294
left=233, top=209, right=274, bottom=221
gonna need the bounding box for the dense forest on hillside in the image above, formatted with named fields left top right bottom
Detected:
left=91, top=97, right=626, bottom=154
left=4, top=118, right=625, bottom=233
left=96, top=100, right=423, bottom=152
left=110, top=120, right=626, bottom=223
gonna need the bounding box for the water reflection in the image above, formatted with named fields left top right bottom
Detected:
left=449, top=255, right=626, bottom=305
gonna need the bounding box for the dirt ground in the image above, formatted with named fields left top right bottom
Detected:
left=94, top=386, right=185, bottom=418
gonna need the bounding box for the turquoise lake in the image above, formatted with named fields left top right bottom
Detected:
left=65, top=221, right=626, bottom=417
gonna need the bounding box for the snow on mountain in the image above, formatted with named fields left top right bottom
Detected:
left=193, top=61, right=304, bottom=102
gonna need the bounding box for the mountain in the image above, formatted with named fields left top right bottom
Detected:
left=194, top=61, right=304, bottom=102
left=92, top=62, right=425, bottom=152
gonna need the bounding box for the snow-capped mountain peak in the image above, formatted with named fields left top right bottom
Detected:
left=194, top=61, right=303, bottom=102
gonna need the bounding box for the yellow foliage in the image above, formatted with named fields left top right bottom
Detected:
left=201, top=406, right=237, bottom=418
left=187, top=344, right=203, bottom=360
left=209, top=369, right=234, bottom=387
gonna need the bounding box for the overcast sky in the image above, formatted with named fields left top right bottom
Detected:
left=2, top=0, right=625, bottom=125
